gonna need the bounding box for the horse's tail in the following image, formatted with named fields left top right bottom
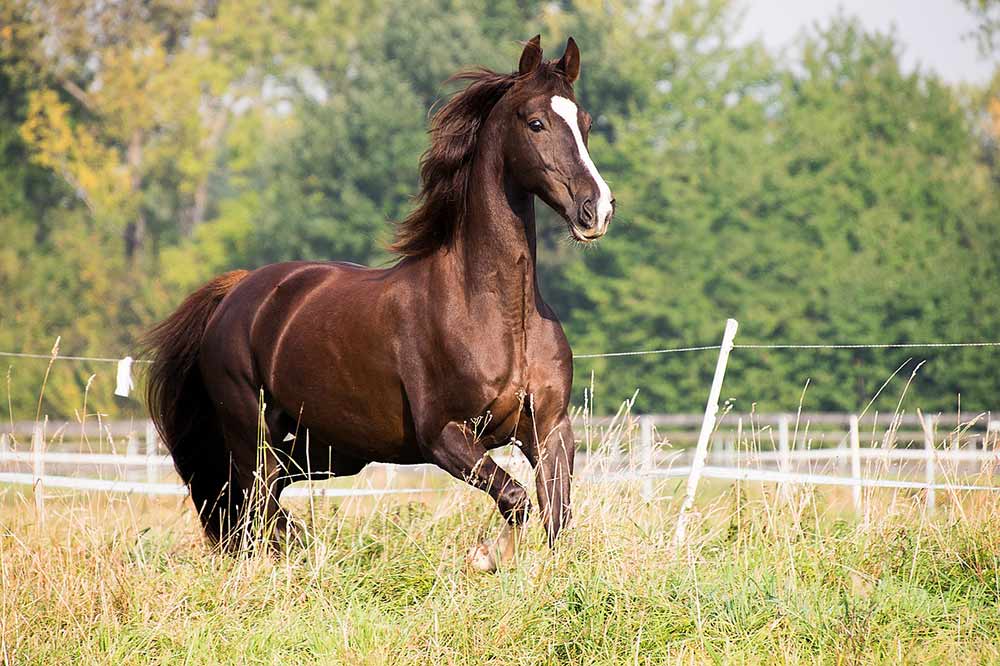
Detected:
left=143, top=270, right=249, bottom=544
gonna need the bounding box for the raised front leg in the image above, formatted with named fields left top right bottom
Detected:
left=523, top=413, right=575, bottom=547
left=420, top=422, right=530, bottom=571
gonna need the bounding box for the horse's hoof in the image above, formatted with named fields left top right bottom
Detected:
left=467, top=542, right=497, bottom=573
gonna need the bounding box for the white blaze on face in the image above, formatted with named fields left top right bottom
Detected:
left=550, top=95, right=613, bottom=231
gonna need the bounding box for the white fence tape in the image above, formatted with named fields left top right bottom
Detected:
left=0, top=471, right=446, bottom=498
left=0, top=452, right=175, bottom=466
left=2, top=451, right=996, bottom=498
left=3, top=447, right=996, bottom=470
left=644, top=466, right=1000, bottom=493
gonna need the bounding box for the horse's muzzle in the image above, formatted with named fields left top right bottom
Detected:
left=572, top=196, right=614, bottom=241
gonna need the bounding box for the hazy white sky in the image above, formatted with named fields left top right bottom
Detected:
left=736, top=0, right=994, bottom=84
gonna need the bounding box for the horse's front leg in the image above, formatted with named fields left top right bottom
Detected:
left=420, top=422, right=529, bottom=572
left=522, top=413, right=575, bottom=547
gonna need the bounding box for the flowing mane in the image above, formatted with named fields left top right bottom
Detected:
left=390, top=68, right=519, bottom=257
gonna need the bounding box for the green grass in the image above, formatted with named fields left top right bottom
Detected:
left=2, top=477, right=999, bottom=664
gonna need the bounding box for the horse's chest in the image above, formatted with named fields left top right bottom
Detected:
left=439, top=300, right=569, bottom=442
left=480, top=350, right=566, bottom=446
left=488, top=377, right=528, bottom=420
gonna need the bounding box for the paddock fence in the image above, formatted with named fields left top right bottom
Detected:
left=1, top=411, right=997, bottom=509
left=2, top=320, right=999, bottom=543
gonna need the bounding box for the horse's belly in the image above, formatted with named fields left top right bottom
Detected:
left=266, top=340, right=414, bottom=461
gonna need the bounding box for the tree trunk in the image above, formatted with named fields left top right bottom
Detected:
left=124, top=128, right=145, bottom=257
left=181, top=105, right=229, bottom=237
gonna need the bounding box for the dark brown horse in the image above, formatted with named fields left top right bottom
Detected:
left=144, top=35, right=615, bottom=569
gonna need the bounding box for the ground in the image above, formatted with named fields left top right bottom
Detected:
left=2, top=476, right=999, bottom=664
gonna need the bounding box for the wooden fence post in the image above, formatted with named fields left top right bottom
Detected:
left=639, top=415, right=653, bottom=502
left=922, top=414, right=936, bottom=511
left=145, top=420, right=159, bottom=484
left=850, top=414, right=861, bottom=513
left=673, top=319, right=739, bottom=550
left=32, top=423, right=44, bottom=525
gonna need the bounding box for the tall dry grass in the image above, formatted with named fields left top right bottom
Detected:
left=2, top=369, right=999, bottom=663
left=2, top=457, right=999, bottom=664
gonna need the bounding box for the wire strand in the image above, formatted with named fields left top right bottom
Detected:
left=734, top=341, right=1000, bottom=350
left=3, top=340, right=998, bottom=365
left=575, top=340, right=1000, bottom=359
left=575, top=345, right=722, bottom=359
left=0, top=351, right=150, bottom=364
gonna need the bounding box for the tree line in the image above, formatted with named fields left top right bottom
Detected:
left=1, top=0, right=998, bottom=420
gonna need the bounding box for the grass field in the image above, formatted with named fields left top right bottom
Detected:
left=2, top=470, right=999, bottom=665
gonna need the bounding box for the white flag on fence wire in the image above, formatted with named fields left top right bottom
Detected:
left=114, top=356, right=134, bottom=398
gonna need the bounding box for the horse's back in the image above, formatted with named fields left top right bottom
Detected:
left=201, top=261, right=369, bottom=352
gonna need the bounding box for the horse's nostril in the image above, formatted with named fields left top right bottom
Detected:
left=579, top=199, right=595, bottom=227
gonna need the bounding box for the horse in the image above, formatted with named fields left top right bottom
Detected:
left=144, top=35, right=615, bottom=571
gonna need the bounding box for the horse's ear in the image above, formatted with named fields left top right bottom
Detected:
left=556, top=37, right=580, bottom=83
left=518, top=35, right=543, bottom=75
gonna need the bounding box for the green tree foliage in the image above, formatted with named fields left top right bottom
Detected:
left=553, top=8, right=1000, bottom=413
left=1, top=0, right=998, bottom=420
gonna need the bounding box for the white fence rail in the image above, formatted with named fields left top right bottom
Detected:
left=2, top=413, right=997, bottom=510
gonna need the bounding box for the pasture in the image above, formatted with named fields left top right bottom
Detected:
left=3, top=428, right=999, bottom=664
left=4, top=2, right=1000, bottom=663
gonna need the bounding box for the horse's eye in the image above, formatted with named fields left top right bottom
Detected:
left=527, top=119, right=544, bottom=133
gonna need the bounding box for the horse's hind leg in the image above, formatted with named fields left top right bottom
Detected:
left=212, top=380, right=295, bottom=552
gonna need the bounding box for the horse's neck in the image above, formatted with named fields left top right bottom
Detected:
left=445, top=149, right=539, bottom=302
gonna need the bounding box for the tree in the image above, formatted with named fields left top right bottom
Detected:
left=556, top=13, right=1000, bottom=414
left=2, top=0, right=998, bottom=420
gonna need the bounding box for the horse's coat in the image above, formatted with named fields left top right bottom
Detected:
left=144, top=35, right=615, bottom=561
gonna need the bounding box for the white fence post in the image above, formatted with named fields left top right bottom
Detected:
left=639, top=415, right=654, bottom=502
left=126, top=430, right=140, bottom=482
left=984, top=420, right=999, bottom=475
left=0, top=432, right=8, bottom=462
left=145, top=420, right=159, bottom=484
left=673, top=319, right=739, bottom=550
left=922, top=414, right=936, bottom=511
left=849, top=414, right=861, bottom=512
left=777, top=414, right=791, bottom=501
left=736, top=417, right=743, bottom=467
left=32, top=423, right=44, bottom=524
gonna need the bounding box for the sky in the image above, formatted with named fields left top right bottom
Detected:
left=736, top=0, right=994, bottom=84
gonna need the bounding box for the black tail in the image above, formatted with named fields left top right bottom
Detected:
left=143, top=270, right=249, bottom=544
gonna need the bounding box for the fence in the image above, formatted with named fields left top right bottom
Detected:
left=1, top=319, right=999, bottom=545
left=2, top=410, right=997, bottom=507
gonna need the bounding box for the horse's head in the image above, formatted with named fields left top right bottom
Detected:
left=501, top=36, right=615, bottom=242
